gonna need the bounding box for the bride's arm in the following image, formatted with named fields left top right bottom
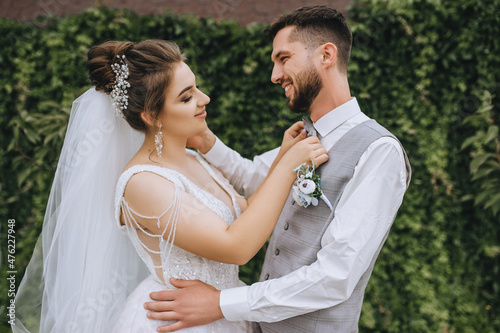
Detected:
left=190, top=122, right=306, bottom=204
left=123, top=136, right=327, bottom=265
left=188, top=128, right=278, bottom=198
left=247, top=121, right=306, bottom=205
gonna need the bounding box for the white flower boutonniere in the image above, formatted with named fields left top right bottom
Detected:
left=292, top=160, right=333, bottom=211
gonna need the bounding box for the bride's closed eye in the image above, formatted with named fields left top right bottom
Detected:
left=182, top=85, right=202, bottom=103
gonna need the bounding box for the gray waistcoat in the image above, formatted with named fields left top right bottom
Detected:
left=259, top=120, right=411, bottom=333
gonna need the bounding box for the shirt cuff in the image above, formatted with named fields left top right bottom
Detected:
left=220, top=286, right=250, bottom=321
left=200, top=137, right=228, bottom=167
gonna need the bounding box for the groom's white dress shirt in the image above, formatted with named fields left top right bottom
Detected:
left=202, top=97, right=408, bottom=322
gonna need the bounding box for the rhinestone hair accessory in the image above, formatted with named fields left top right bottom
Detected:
left=110, top=54, right=130, bottom=118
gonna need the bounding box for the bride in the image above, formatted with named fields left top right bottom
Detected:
left=13, top=39, right=327, bottom=332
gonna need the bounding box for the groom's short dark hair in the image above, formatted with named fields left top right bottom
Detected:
left=265, top=5, right=352, bottom=74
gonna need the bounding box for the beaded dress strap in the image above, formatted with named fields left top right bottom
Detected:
left=115, top=164, right=184, bottom=273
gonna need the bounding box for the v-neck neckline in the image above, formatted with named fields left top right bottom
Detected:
left=124, top=151, right=241, bottom=221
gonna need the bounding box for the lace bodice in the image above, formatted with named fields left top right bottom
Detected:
left=114, top=150, right=242, bottom=290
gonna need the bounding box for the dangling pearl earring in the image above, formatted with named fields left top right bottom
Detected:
left=155, top=124, right=163, bottom=158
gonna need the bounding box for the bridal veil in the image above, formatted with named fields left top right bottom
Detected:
left=13, top=88, right=148, bottom=332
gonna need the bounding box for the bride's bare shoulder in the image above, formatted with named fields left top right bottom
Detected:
left=122, top=169, right=176, bottom=217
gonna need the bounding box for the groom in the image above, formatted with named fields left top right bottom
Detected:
left=145, top=5, right=411, bottom=332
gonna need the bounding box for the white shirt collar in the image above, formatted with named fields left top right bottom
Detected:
left=313, top=97, right=361, bottom=138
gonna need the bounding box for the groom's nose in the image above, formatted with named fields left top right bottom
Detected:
left=271, top=63, right=283, bottom=84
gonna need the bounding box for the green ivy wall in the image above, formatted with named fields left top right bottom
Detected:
left=1, top=0, right=499, bottom=332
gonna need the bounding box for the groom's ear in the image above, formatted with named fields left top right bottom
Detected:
left=319, top=42, right=337, bottom=69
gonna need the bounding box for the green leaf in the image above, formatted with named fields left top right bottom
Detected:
left=472, top=166, right=496, bottom=179
left=484, top=125, right=499, bottom=144
left=16, top=167, right=32, bottom=187
left=22, top=127, right=40, bottom=144
left=484, top=192, right=500, bottom=213
left=461, top=134, right=482, bottom=150
left=474, top=190, right=491, bottom=206
left=470, top=153, right=494, bottom=174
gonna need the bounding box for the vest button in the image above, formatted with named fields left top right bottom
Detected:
left=284, top=223, right=289, bottom=230
left=264, top=274, right=269, bottom=280
left=275, top=248, right=280, bottom=256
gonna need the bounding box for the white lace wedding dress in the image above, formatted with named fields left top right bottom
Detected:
left=112, top=150, right=253, bottom=332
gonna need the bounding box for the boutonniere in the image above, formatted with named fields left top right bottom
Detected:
left=291, top=160, right=333, bottom=210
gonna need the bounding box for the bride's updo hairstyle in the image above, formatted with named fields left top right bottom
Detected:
left=87, top=40, right=185, bottom=132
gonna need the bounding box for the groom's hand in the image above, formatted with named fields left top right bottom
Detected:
left=144, top=278, right=224, bottom=332
left=186, top=126, right=216, bottom=154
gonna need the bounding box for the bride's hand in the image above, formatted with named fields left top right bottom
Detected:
left=265, top=122, right=325, bottom=178
left=279, top=136, right=328, bottom=172
left=279, top=121, right=307, bottom=156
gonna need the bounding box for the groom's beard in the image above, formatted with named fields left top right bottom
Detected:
left=288, top=66, right=323, bottom=114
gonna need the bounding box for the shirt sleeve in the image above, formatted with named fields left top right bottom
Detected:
left=220, top=137, right=409, bottom=322
left=201, top=137, right=279, bottom=198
